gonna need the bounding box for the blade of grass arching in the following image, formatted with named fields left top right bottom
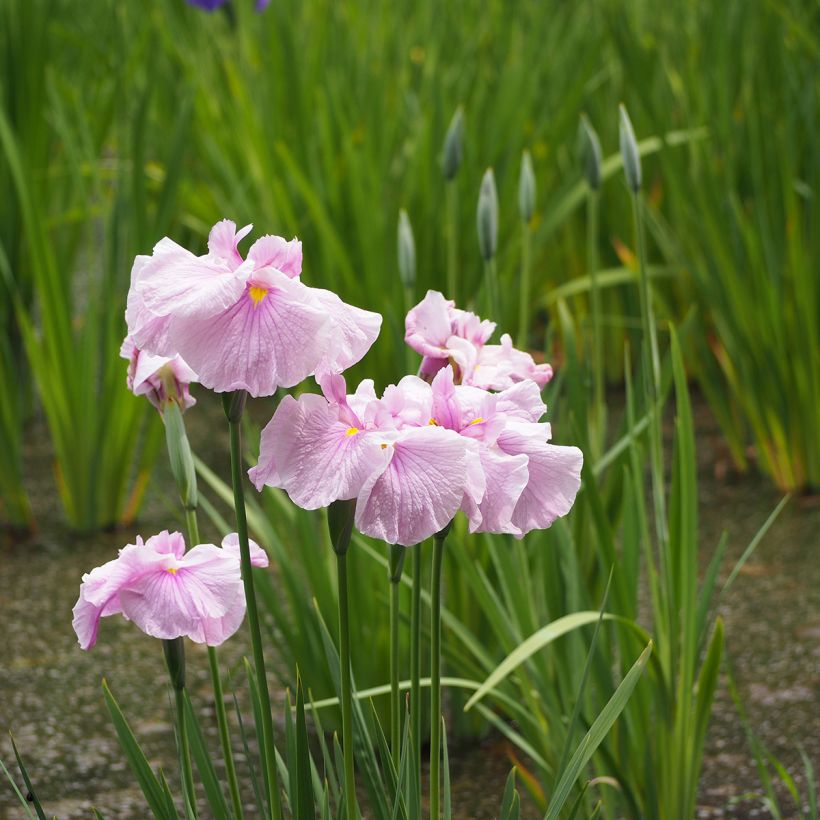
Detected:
left=541, top=265, right=680, bottom=307
left=101, top=680, right=178, bottom=818
left=721, top=494, right=791, bottom=596
left=294, top=677, right=316, bottom=820
left=0, top=755, right=36, bottom=819
left=473, top=703, right=550, bottom=774
left=233, top=692, right=266, bottom=818
left=554, top=572, right=613, bottom=781
left=695, top=532, right=729, bottom=654
left=8, top=735, right=46, bottom=820
left=499, top=769, right=518, bottom=820
left=369, top=699, right=399, bottom=804
left=799, top=747, right=817, bottom=820
left=462, top=611, right=607, bottom=712
left=543, top=642, right=653, bottom=820
left=181, top=692, right=230, bottom=819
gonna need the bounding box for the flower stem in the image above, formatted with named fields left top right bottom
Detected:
left=167, top=412, right=243, bottom=820
left=163, top=638, right=196, bottom=815
left=429, top=525, right=450, bottom=820
left=588, top=188, right=605, bottom=456
left=388, top=544, right=406, bottom=770
left=410, top=543, right=422, bottom=787
left=328, top=500, right=357, bottom=820
left=445, top=179, right=459, bottom=301
left=337, top=548, right=356, bottom=820
left=518, top=219, right=531, bottom=348
left=223, top=392, right=282, bottom=820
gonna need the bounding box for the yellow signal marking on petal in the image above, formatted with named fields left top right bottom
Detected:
left=428, top=418, right=438, bottom=426
left=468, top=417, right=484, bottom=425
left=380, top=443, right=388, bottom=449
left=345, top=427, right=359, bottom=437
left=249, top=286, right=268, bottom=306
left=166, top=567, right=178, bottom=574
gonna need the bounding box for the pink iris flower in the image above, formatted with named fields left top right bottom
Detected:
left=249, top=367, right=582, bottom=544
left=126, top=220, right=382, bottom=397
left=405, top=290, right=553, bottom=389
left=72, top=531, right=268, bottom=650
left=120, top=335, right=197, bottom=412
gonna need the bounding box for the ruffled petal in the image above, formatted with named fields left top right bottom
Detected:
left=221, top=533, right=269, bottom=568
left=208, top=219, right=252, bottom=269
left=468, top=447, right=529, bottom=535
left=355, top=426, right=467, bottom=546
left=404, top=290, right=454, bottom=358
left=247, top=235, right=302, bottom=278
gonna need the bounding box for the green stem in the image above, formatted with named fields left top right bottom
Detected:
left=429, top=527, right=449, bottom=820
left=224, top=393, right=282, bottom=820
left=336, top=547, right=357, bottom=820
left=163, top=638, right=196, bottom=815
left=388, top=545, right=405, bottom=770
left=483, top=257, right=499, bottom=324
left=588, top=189, right=605, bottom=456
left=410, top=544, right=422, bottom=787
left=445, top=180, right=458, bottom=301
left=175, top=435, right=243, bottom=819
left=518, top=220, right=531, bottom=348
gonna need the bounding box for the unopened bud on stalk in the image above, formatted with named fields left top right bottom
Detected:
left=578, top=115, right=602, bottom=191
left=619, top=104, right=642, bottom=192
left=163, top=637, right=186, bottom=691
left=163, top=401, right=197, bottom=509
left=327, top=498, right=356, bottom=556
left=442, top=106, right=464, bottom=181
left=397, top=209, right=416, bottom=290
left=518, top=150, right=536, bottom=223
left=476, top=168, right=499, bottom=262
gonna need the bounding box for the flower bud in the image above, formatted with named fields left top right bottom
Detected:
left=389, top=543, right=406, bottom=584
left=476, top=168, right=499, bottom=262
left=222, top=390, right=248, bottom=423
left=578, top=115, right=602, bottom=191
left=619, top=104, right=642, bottom=192
left=163, top=401, right=198, bottom=510
left=442, top=106, right=464, bottom=181
left=397, top=209, right=416, bottom=290
left=162, top=637, right=186, bottom=691
left=327, top=498, right=356, bottom=556
left=518, top=150, right=536, bottom=223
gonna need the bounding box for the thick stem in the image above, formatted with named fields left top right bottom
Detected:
left=588, top=189, right=605, bottom=455
left=631, top=193, right=667, bottom=550
left=445, top=180, right=459, bottom=301
left=388, top=545, right=405, bottom=769
left=336, top=548, right=357, bottom=820
left=224, top=394, right=282, bottom=820
left=410, top=544, right=422, bottom=787
left=518, top=220, right=531, bottom=348
left=164, top=638, right=196, bottom=815
left=429, top=528, right=449, bottom=820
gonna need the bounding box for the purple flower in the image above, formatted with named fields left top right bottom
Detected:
left=72, top=531, right=268, bottom=650
left=405, top=290, right=553, bottom=389
left=249, top=367, right=582, bottom=544
left=125, top=220, right=381, bottom=397
left=186, top=0, right=230, bottom=10
left=120, top=335, right=197, bottom=412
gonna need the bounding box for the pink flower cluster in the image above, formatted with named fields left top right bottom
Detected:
left=125, top=219, right=381, bottom=397
left=250, top=366, right=582, bottom=546
left=72, top=531, right=268, bottom=650
left=406, top=290, right=553, bottom=390
left=120, top=335, right=197, bottom=411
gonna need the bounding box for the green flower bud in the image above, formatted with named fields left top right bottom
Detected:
left=327, top=498, right=356, bottom=556
left=518, top=150, right=536, bottom=223
left=163, top=637, right=186, bottom=691
left=619, top=103, right=642, bottom=192
left=442, top=106, right=464, bottom=181
left=163, top=401, right=197, bottom=510
left=389, top=543, right=406, bottom=584
left=397, top=209, right=416, bottom=290
left=578, top=115, right=602, bottom=191
left=476, top=168, right=499, bottom=262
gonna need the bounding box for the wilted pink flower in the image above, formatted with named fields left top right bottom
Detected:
left=405, top=290, right=552, bottom=389
left=120, top=335, right=197, bottom=412
left=126, top=220, right=381, bottom=397
left=72, top=531, right=268, bottom=650
left=250, top=367, right=582, bottom=544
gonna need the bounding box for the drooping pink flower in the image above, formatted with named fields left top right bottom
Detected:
left=72, top=531, right=268, bottom=650
left=120, top=335, right=197, bottom=412
left=405, top=290, right=552, bottom=390
left=250, top=366, right=582, bottom=544
left=126, top=220, right=381, bottom=397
